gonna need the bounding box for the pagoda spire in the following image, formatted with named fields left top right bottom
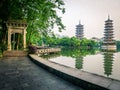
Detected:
left=108, top=14, right=110, bottom=20
left=79, top=20, right=81, bottom=25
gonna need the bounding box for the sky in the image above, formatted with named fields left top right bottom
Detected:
left=54, top=0, right=120, bottom=40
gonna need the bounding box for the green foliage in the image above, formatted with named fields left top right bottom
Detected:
left=70, top=37, right=81, bottom=46
left=0, top=0, right=65, bottom=50
left=80, top=38, right=98, bottom=49
left=44, top=36, right=98, bottom=49
left=59, top=37, right=71, bottom=46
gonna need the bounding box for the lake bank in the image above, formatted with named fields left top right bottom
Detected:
left=29, top=54, right=120, bottom=90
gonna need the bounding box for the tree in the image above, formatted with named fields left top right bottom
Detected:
left=70, top=37, right=80, bottom=47
left=0, top=0, right=65, bottom=50
left=59, top=37, right=71, bottom=46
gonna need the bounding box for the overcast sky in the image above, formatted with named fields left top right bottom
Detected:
left=54, top=0, right=120, bottom=40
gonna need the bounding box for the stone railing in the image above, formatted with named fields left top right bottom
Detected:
left=37, top=48, right=61, bottom=55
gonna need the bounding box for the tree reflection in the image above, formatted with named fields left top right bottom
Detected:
left=40, top=52, right=61, bottom=60
left=41, top=47, right=99, bottom=70
left=61, top=48, right=98, bottom=69
left=103, top=51, right=114, bottom=77
left=61, top=48, right=97, bottom=58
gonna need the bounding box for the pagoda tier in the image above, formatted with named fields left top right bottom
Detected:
left=104, top=31, right=114, bottom=33
left=104, top=34, right=114, bottom=37
left=104, top=39, right=114, bottom=41
left=104, top=26, right=113, bottom=29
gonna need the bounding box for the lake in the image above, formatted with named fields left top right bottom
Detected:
left=41, top=48, right=120, bottom=81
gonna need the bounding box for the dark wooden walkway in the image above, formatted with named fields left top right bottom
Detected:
left=0, top=57, right=83, bottom=90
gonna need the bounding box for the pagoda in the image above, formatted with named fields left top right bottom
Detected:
left=102, top=15, right=116, bottom=51
left=75, top=21, right=84, bottom=39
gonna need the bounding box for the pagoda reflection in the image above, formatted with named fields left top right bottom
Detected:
left=103, top=51, right=114, bottom=76
left=75, top=56, right=84, bottom=69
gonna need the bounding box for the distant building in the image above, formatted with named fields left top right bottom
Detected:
left=75, top=21, right=84, bottom=39
left=91, top=37, right=100, bottom=42
left=102, top=15, right=116, bottom=50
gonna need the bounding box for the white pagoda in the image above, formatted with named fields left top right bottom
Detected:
left=75, top=21, right=84, bottom=39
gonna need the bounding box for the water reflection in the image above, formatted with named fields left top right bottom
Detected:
left=41, top=48, right=120, bottom=80
left=61, top=48, right=97, bottom=69
left=61, top=48, right=85, bottom=69
left=41, top=53, right=61, bottom=60
left=75, top=56, right=84, bottom=69
left=103, top=51, right=114, bottom=77
left=61, top=48, right=96, bottom=57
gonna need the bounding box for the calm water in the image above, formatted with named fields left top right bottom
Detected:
left=42, top=48, right=120, bottom=81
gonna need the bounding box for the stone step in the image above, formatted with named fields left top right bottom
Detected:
left=3, top=51, right=28, bottom=57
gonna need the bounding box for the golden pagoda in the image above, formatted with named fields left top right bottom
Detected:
left=102, top=15, right=116, bottom=51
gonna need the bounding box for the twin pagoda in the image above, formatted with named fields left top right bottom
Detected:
left=102, top=16, right=116, bottom=51
left=75, top=16, right=116, bottom=51
left=75, top=21, right=84, bottom=39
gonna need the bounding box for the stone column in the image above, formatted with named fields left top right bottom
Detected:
left=8, top=29, right=11, bottom=50
left=23, top=29, right=26, bottom=50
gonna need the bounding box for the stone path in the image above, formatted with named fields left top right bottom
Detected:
left=0, top=57, right=83, bottom=90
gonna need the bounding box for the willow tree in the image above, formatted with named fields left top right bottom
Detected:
left=0, top=0, right=65, bottom=50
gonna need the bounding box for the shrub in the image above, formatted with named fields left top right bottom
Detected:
left=28, top=45, right=37, bottom=54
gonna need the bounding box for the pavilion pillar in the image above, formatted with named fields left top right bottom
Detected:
left=23, top=29, right=26, bottom=50
left=7, top=29, right=11, bottom=51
